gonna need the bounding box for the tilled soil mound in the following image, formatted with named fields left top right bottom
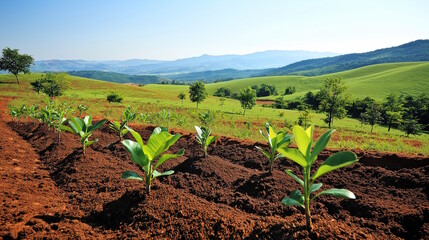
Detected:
left=3, top=121, right=429, bottom=239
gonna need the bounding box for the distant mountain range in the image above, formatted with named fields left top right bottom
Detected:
left=32, top=50, right=338, bottom=75
left=262, top=40, right=429, bottom=76
left=33, top=40, right=429, bottom=84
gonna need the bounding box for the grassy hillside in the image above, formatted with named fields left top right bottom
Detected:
left=262, top=39, right=429, bottom=76
left=68, top=70, right=167, bottom=84
left=206, top=62, right=429, bottom=101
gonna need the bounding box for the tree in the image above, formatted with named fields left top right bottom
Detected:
left=284, top=86, right=296, bottom=95
left=178, top=92, right=186, bottom=104
left=298, top=107, right=312, bottom=129
left=319, top=77, right=348, bottom=128
left=382, top=93, right=403, bottom=132
left=238, top=87, right=256, bottom=115
left=0, top=47, right=34, bottom=84
left=401, top=117, right=422, bottom=137
left=213, top=87, right=231, bottom=97
left=189, top=81, right=207, bottom=109
left=36, top=72, right=69, bottom=98
left=360, top=103, right=383, bottom=133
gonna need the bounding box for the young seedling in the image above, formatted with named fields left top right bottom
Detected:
left=256, top=123, right=292, bottom=173
left=76, top=104, right=88, bottom=117
left=195, top=126, right=218, bottom=158
left=109, top=106, right=137, bottom=141
left=63, top=116, right=106, bottom=156
left=278, top=125, right=358, bottom=231
left=121, top=126, right=184, bottom=194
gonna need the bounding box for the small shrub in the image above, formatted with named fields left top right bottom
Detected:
left=106, top=92, right=123, bottom=103
left=195, top=126, right=218, bottom=158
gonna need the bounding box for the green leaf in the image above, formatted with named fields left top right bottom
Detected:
left=88, top=119, right=106, bottom=132
left=152, top=169, right=174, bottom=178
left=285, top=170, right=303, bottom=186
left=121, top=139, right=147, bottom=167
left=155, top=148, right=184, bottom=169
left=293, top=125, right=311, bottom=156
left=312, top=151, right=358, bottom=180
left=195, top=126, right=203, bottom=138
left=207, top=135, right=218, bottom=146
left=125, top=126, right=144, bottom=148
left=309, top=183, right=323, bottom=194
left=256, top=146, right=271, bottom=160
left=310, top=129, right=335, bottom=164
left=85, top=139, right=97, bottom=147
left=69, top=117, right=83, bottom=133
left=312, top=188, right=356, bottom=202
left=122, top=170, right=144, bottom=181
left=281, top=190, right=304, bottom=208
left=145, top=131, right=181, bottom=161
left=60, top=125, right=74, bottom=133
left=277, top=148, right=307, bottom=167
left=268, top=126, right=277, bottom=143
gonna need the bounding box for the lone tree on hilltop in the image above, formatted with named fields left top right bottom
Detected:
left=189, top=81, right=207, bottom=109
left=383, top=93, right=403, bottom=132
left=238, top=87, right=257, bottom=115
left=319, top=77, right=348, bottom=128
left=0, top=47, right=34, bottom=84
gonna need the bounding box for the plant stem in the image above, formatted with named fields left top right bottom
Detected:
left=304, top=166, right=312, bottom=231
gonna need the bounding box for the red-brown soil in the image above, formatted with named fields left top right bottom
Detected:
left=1, top=103, right=428, bottom=239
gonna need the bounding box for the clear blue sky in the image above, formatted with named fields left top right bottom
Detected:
left=0, top=0, right=428, bottom=60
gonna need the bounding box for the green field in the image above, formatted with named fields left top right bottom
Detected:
left=206, top=62, right=429, bottom=101
left=1, top=64, right=428, bottom=155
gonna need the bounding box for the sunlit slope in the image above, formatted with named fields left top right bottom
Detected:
left=205, top=62, right=429, bottom=101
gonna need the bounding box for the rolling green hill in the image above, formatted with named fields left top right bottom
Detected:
left=262, top=40, right=429, bottom=76
left=206, top=62, right=429, bottom=101
left=68, top=70, right=168, bottom=84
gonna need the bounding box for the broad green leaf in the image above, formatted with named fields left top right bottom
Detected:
left=277, top=134, right=292, bottom=149
left=152, top=169, right=174, bottom=178
left=125, top=126, right=144, bottom=148
left=88, top=119, right=106, bottom=132
left=309, top=182, right=323, bottom=194
left=155, top=148, right=184, bottom=169
left=310, top=129, right=335, bottom=164
left=122, top=170, right=144, bottom=181
left=293, top=125, right=311, bottom=156
left=256, top=146, right=271, bottom=160
left=281, top=190, right=304, bottom=208
left=277, top=148, right=307, bottom=167
left=69, top=117, right=83, bottom=133
left=145, top=131, right=181, bottom=161
left=268, top=126, right=277, bottom=143
left=305, top=125, right=314, bottom=141
left=312, top=188, right=356, bottom=202
left=122, top=139, right=147, bottom=167
left=207, top=135, right=218, bottom=146
left=312, top=151, right=358, bottom=180
left=60, top=125, right=74, bottom=133
left=285, top=170, right=303, bottom=186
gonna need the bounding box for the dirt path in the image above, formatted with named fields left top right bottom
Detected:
left=0, top=97, right=100, bottom=239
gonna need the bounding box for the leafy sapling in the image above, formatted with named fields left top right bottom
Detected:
left=195, top=126, right=218, bottom=158
left=121, top=126, right=184, bottom=194
left=63, top=116, right=106, bottom=156
left=278, top=125, right=358, bottom=231
left=109, top=106, right=137, bottom=141
left=256, top=123, right=292, bottom=173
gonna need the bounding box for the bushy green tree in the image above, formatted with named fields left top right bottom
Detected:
left=319, top=77, right=348, bottom=128
left=189, top=81, right=207, bottom=109
left=32, top=72, right=69, bottom=98
left=0, top=47, right=34, bottom=84
left=238, top=87, right=256, bottom=115
left=360, top=103, right=383, bottom=133
left=178, top=92, right=186, bottom=104
left=383, top=93, right=403, bottom=132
